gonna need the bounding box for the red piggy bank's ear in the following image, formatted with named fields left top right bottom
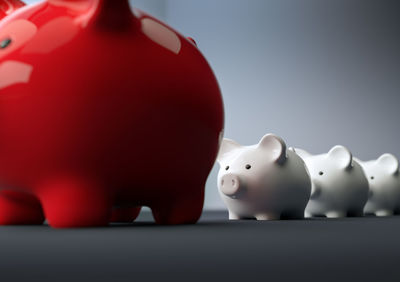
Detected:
left=0, top=0, right=25, bottom=20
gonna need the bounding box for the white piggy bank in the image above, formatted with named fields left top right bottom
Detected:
left=357, top=154, right=400, bottom=216
left=294, top=146, right=369, bottom=218
left=217, top=134, right=311, bottom=220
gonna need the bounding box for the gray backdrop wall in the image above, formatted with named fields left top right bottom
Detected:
left=23, top=0, right=400, bottom=210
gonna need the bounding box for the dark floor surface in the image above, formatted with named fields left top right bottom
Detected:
left=0, top=211, right=399, bottom=282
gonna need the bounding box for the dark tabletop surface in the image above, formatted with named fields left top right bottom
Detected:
left=0, top=211, right=399, bottom=282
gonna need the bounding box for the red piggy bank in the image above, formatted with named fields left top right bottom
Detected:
left=0, top=0, right=224, bottom=227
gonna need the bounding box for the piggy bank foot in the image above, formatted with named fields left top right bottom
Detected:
left=227, top=212, right=256, bottom=220
left=255, top=213, right=281, bottom=221
left=151, top=190, right=204, bottom=225
left=0, top=191, right=44, bottom=225
left=110, top=207, right=142, bottom=223
left=325, top=211, right=346, bottom=218
left=375, top=210, right=393, bottom=217
left=228, top=212, right=242, bottom=220
left=304, top=211, right=313, bottom=218
left=38, top=177, right=112, bottom=228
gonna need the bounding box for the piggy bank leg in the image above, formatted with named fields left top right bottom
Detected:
left=326, top=211, right=346, bottom=218
left=38, top=178, right=112, bottom=228
left=304, top=211, right=313, bottom=218
left=111, top=207, right=142, bottom=223
left=375, top=210, right=393, bottom=217
left=151, top=189, right=204, bottom=225
left=228, top=212, right=255, bottom=220
left=256, top=213, right=281, bottom=220
left=228, top=211, right=241, bottom=220
left=0, top=191, right=44, bottom=225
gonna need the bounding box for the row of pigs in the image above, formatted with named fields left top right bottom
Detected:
left=217, top=134, right=400, bottom=220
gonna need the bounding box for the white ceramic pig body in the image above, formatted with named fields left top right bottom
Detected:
left=294, top=146, right=369, bottom=218
left=357, top=154, right=400, bottom=216
left=217, top=134, right=311, bottom=220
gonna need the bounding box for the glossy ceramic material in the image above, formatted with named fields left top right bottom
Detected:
left=217, top=134, right=311, bottom=220
left=357, top=154, right=400, bottom=216
left=0, top=0, right=24, bottom=19
left=293, top=146, right=369, bottom=218
left=0, top=0, right=224, bottom=228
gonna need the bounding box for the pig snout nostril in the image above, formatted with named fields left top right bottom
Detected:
left=220, top=174, right=242, bottom=197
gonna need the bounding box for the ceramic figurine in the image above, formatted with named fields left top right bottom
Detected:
left=217, top=134, right=311, bottom=220
left=357, top=154, right=400, bottom=216
left=0, top=0, right=224, bottom=227
left=293, top=146, right=369, bottom=218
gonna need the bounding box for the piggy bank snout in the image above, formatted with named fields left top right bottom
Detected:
left=220, top=174, right=243, bottom=197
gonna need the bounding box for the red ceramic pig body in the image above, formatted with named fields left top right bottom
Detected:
left=0, top=0, right=224, bottom=227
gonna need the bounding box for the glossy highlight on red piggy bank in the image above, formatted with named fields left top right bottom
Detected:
left=0, top=0, right=224, bottom=228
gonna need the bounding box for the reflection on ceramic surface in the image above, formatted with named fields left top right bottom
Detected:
left=21, top=16, right=78, bottom=54
left=0, top=60, right=32, bottom=88
left=141, top=18, right=181, bottom=54
left=0, top=0, right=25, bottom=18
left=0, top=19, right=37, bottom=58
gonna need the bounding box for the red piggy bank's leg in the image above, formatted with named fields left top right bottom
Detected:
left=38, top=177, right=112, bottom=228
left=110, top=206, right=142, bottom=223
left=151, top=188, right=204, bottom=225
left=0, top=191, right=45, bottom=225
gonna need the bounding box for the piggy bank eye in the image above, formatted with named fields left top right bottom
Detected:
left=0, top=38, right=12, bottom=49
left=245, top=164, right=251, bottom=170
left=370, top=176, right=374, bottom=180
left=225, top=166, right=230, bottom=171
left=319, top=171, right=324, bottom=176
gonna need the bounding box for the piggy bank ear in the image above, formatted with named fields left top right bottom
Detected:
left=0, top=0, right=25, bottom=20
left=328, top=145, right=353, bottom=170
left=187, top=37, right=197, bottom=46
left=290, top=147, right=311, bottom=159
left=258, top=134, right=287, bottom=165
left=217, top=138, right=241, bottom=163
left=377, top=154, right=399, bottom=175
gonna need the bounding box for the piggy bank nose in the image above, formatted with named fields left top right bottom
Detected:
left=220, top=174, right=241, bottom=197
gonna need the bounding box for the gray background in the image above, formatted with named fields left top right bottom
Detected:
left=25, top=0, right=400, bottom=210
